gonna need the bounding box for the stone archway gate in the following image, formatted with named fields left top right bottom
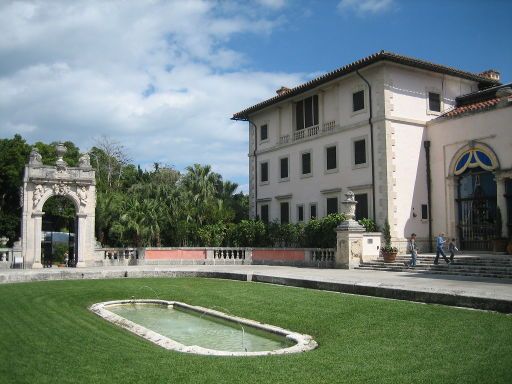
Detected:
left=20, top=144, right=96, bottom=268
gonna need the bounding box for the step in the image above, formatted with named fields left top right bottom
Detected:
left=394, top=255, right=512, bottom=263
left=361, top=262, right=512, bottom=273
left=364, top=261, right=512, bottom=270
left=355, top=266, right=512, bottom=279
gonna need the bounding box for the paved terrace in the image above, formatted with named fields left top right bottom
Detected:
left=1, top=264, right=511, bottom=313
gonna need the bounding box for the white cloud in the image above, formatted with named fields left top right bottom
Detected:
left=337, top=0, right=394, bottom=15
left=257, top=0, right=287, bottom=10
left=0, top=0, right=303, bottom=185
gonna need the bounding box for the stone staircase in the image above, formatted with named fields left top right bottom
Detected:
left=356, top=254, right=512, bottom=279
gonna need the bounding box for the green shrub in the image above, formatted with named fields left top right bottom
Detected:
left=358, top=218, right=378, bottom=232
left=303, top=213, right=346, bottom=248
left=197, top=223, right=227, bottom=247
left=226, top=220, right=267, bottom=247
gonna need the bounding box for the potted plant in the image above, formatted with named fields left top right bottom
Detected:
left=381, top=219, right=398, bottom=262
left=492, top=207, right=508, bottom=253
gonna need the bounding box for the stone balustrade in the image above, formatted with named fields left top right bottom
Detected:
left=102, top=248, right=139, bottom=260
left=309, top=248, right=335, bottom=262
left=0, top=248, right=23, bottom=269
left=91, top=246, right=338, bottom=267
left=212, top=248, right=246, bottom=260
left=293, top=130, right=305, bottom=141
left=0, top=248, right=11, bottom=262
left=322, top=120, right=336, bottom=133
left=293, top=125, right=320, bottom=142
left=279, top=135, right=290, bottom=144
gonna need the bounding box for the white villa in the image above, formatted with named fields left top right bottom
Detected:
left=232, top=51, right=512, bottom=252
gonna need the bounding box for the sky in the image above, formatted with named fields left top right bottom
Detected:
left=1, top=0, right=511, bottom=193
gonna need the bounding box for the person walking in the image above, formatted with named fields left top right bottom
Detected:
left=406, top=233, right=419, bottom=268
left=434, top=233, right=450, bottom=265
left=448, top=238, right=458, bottom=263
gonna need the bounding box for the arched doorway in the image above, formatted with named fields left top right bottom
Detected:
left=452, top=143, right=499, bottom=251
left=41, top=196, right=77, bottom=267
left=20, top=144, right=96, bottom=268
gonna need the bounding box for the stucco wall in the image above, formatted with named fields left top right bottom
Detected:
left=391, top=120, right=429, bottom=239
left=386, top=64, right=475, bottom=122
left=145, top=249, right=206, bottom=260
left=427, top=105, right=512, bottom=239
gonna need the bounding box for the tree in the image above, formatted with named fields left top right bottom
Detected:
left=0, top=135, right=31, bottom=243
left=90, top=136, right=131, bottom=191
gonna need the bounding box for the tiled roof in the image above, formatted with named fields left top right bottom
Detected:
left=435, top=82, right=512, bottom=120
left=232, top=50, right=500, bottom=120
left=438, top=98, right=501, bottom=118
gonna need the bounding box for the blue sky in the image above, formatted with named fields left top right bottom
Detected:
left=1, top=0, right=510, bottom=193
left=231, top=0, right=511, bottom=80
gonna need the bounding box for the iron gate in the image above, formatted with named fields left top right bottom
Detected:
left=457, top=196, right=496, bottom=251
left=456, top=172, right=497, bottom=251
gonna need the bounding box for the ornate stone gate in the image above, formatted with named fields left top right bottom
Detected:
left=20, top=144, right=96, bottom=268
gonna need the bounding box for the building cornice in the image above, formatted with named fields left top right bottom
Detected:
left=232, top=51, right=498, bottom=120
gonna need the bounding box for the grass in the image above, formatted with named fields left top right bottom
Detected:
left=0, top=277, right=511, bottom=383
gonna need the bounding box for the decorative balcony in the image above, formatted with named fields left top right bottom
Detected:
left=322, top=120, right=336, bottom=133
left=273, top=121, right=337, bottom=148
left=293, top=124, right=319, bottom=141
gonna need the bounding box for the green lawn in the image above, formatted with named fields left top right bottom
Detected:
left=0, top=278, right=511, bottom=383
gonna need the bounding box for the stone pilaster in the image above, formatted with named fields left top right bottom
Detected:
left=496, top=173, right=509, bottom=238
left=31, top=212, right=44, bottom=268
left=249, top=122, right=256, bottom=219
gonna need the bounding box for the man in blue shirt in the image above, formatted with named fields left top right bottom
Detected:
left=434, top=233, right=450, bottom=265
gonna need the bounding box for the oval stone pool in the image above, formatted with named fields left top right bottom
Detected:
left=90, top=300, right=317, bottom=356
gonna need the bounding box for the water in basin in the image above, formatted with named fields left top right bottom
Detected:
left=109, top=304, right=294, bottom=352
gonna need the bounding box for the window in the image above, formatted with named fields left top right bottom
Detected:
left=260, top=204, right=269, bottom=224
left=326, top=197, right=338, bottom=215
left=310, top=203, right=317, bottom=219
left=354, top=193, right=369, bottom=220
left=297, top=205, right=304, bottom=222
left=353, top=90, right=365, bottom=112
left=280, top=157, right=289, bottom=180
left=296, top=95, right=319, bottom=131
left=260, top=124, right=268, bottom=141
left=301, top=152, right=311, bottom=175
left=421, top=204, right=428, bottom=220
left=354, top=138, right=367, bottom=166
left=260, top=162, right=268, bottom=183
left=428, top=92, right=441, bottom=112
left=280, top=202, right=290, bottom=224
left=326, top=145, right=337, bottom=171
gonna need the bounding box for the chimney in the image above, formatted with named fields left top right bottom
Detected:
left=276, top=86, right=290, bottom=96
left=479, top=69, right=500, bottom=82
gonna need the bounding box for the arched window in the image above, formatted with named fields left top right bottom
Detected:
left=454, top=147, right=497, bottom=176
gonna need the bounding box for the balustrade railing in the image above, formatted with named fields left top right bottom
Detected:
left=293, top=130, right=305, bottom=141
left=212, top=248, right=246, bottom=260
left=293, top=125, right=320, bottom=142
left=322, top=120, right=336, bottom=133
left=306, top=125, right=319, bottom=137
left=279, top=135, right=290, bottom=144
left=0, top=248, right=12, bottom=262
left=309, top=248, right=335, bottom=262
left=103, top=248, right=139, bottom=260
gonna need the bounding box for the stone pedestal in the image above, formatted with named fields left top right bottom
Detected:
left=335, top=191, right=365, bottom=269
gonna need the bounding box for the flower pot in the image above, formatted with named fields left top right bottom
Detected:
left=382, top=251, right=397, bottom=263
